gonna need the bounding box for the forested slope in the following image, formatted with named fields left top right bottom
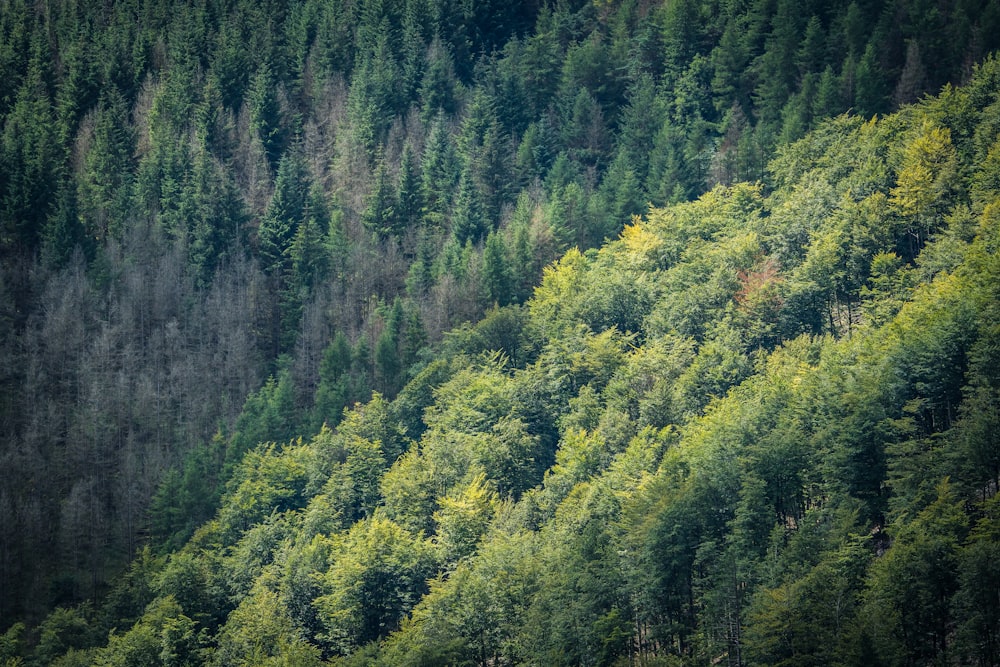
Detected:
left=2, top=0, right=1000, bottom=664
left=6, top=47, right=1000, bottom=667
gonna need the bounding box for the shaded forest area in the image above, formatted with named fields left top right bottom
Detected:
left=2, top=0, right=1000, bottom=664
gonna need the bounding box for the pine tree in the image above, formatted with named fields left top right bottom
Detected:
left=419, top=36, right=459, bottom=122
left=421, top=112, right=459, bottom=227
left=348, top=21, right=400, bottom=156
left=41, top=182, right=88, bottom=270
left=375, top=300, right=404, bottom=396
left=291, top=184, right=331, bottom=292
left=361, top=156, right=398, bottom=239
left=249, top=62, right=284, bottom=166
left=482, top=230, right=512, bottom=307
left=259, top=149, right=310, bottom=276
left=0, top=55, right=60, bottom=253
left=855, top=40, right=889, bottom=118
left=315, top=332, right=353, bottom=427
left=406, top=228, right=438, bottom=299
left=451, top=166, right=486, bottom=246
left=396, top=142, right=423, bottom=234
left=188, top=146, right=246, bottom=286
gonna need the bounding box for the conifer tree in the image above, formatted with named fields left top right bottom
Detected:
left=421, top=112, right=459, bottom=227
left=482, top=230, right=512, bottom=307
left=248, top=62, right=284, bottom=167
left=41, top=182, right=88, bottom=270
left=0, top=56, right=60, bottom=252
left=451, top=165, right=486, bottom=246
left=259, top=148, right=310, bottom=276
left=361, top=156, right=398, bottom=239
left=290, top=184, right=331, bottom=292
left=396, top=142, right=423, bottom=234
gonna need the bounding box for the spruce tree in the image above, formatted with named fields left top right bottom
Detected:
left=451, top=166, right=486, bottom=246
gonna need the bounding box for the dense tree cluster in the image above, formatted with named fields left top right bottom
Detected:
left=2, top=0, right=1000, bottom=664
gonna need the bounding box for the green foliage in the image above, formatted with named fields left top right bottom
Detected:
left=218, top=440, right=313, bottom=540
left=212, top=587, right=320, bottom=667
left=314, top=517, right=437, bottom=654
left=229, top=371, right=300, bottom=470
left=1, top=58, right=60, bottom=252
left=248, top=63, right=285, bottom=167
left=9, top=3, right=1000, bottom=666
left=862, top=480, right=968, bottom=665
left=361, top=157, right=397, bottom=239
left=31, top=606, right=95, bottom=667
left=95, top=596, right=200, bottom=667
left=259, top=150, right=311, bottom=277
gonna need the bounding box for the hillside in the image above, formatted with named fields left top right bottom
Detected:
left=5, top=51, right=1000, bottom=667
left=2, top=0, right=1000, bottom=665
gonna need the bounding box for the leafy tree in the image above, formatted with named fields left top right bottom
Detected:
left=95, top=596, right=199, bottom=667
left=212, top=587, right=321, bottom=667
left=890, top=121, right=959, bottom=256
left=862, top=480, right=968, bottom=665
left=433, top=472, right=498, bottom=563
left=32, top=606, right=96, bottom=667
left=314, top=517, right=438, bottom=654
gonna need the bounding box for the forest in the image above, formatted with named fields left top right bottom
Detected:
left=2, top=0, right=1000, bottom=664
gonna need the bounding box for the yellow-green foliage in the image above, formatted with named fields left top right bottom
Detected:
left=39, top=53, right=1000, bottom=667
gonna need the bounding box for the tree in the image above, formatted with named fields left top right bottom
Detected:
left=1, top=56, right=60, bottom=253
left=953, top=498, right=1000, bottom=666
left=290, top=184, right=331, bottom=292
left=482, top=230, right=512, bottom=307
left=248, top=62, right=284, bottom=166
left=212, top=587, right=321, bottom=667
left=314, top=331, right=353, bottom=428
left=451, top=166, right=486, bottom=246
left=658, top=0, right=700, bottom=87
left=187, top=146, right=246, bottom=286
left=314, top=517, right=437, bottom=654
left=95, top=596, right=199, bottom=667
left=854, top=40, right=890, bottom=118
left=421, top=112, right=459, bottom=228
left=361, top=156, right=397, bottom=238
left=348, top=20, right=399, bottom=156
left=419, top=36, right=459, bottom=122
left=259, top=148, right=311, bottom=276
left=41, top=182, right=89, bottom=270
left=375, top=306, right=403, bottom=397
left=259, top=148, right=313, bottom=353
left=890, top=122, right=958, bottom=256
left=77, top=86, right=135, bottom=243
left=396, top=141, right=423, bottom=234
left=862, top=480, right=968, bottom=665
left=32, top=606, right=96, bottom=666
